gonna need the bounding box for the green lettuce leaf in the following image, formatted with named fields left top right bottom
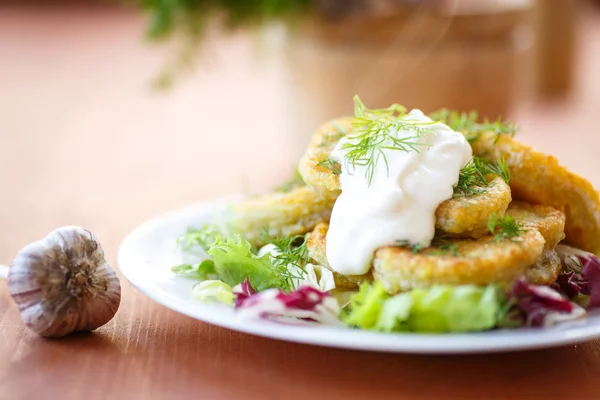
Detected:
left=207, top=235, right=289, bottom=291
left=344, top=283, right=500, bottom=333
left=192, top=280, right=235, bottom=305
left=171, top=260, right=216, bottom=280
left=342, top=283, right=389, bottom=329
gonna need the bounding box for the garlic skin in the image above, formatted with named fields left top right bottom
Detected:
left=8, top=226, right=121, bottom=337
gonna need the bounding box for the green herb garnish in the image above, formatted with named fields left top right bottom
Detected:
left=487, top=214, right=525, bottom=242
left=171, top=260, right=217, bottom=280
left=207, top=235, right=299, bottom=292
left=342, top=95, right=435, bottom=185
left=396, top=240, right=426, bottom=254
left=317, top=157, right=342, bottom=175
left=429, top=109, right=517, bottom=144
left=455, top=158, right=489, bottom=197
left=430, top=240, right=460, bottom=257
left=397, top=237, right=460, bottom=257
left=454, top=156, right=510, bottom=197
left=260, top=230, right=310, bottom=273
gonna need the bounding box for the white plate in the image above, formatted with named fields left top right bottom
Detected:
left=118, top=197, right=600, bottom=354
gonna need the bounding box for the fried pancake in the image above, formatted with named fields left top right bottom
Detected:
left=228, top=186, right=336, bottom=247
left=306, top=222, right=371, bottom=289
left=525, top=249, right=562, bottom=285
left=436, top=175, right=512, bottom=238
left=373, top=230, right=545, bottom=293
left=307, top=221, right=546, bottom=294
left=470, top=131, right=600, bottom=255
left=506, top=201, right=566, bottom=251
left=298, top=117, right=351, bottom=199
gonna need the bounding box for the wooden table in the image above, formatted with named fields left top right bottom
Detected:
left=2, top=5, right=600, bottom=400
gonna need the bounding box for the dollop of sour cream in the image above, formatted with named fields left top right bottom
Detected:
left=325, top=109, right=472, bottom=275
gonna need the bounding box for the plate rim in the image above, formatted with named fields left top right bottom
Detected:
left=117, top=196, right=600, bottom=354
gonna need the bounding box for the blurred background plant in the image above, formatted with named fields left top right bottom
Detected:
left=1, top=0, right=599, bottom=220
left=121, top=0, right=542, bottom=129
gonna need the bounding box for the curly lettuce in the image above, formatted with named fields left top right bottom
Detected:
left=206, top=236, right=292, bottom=292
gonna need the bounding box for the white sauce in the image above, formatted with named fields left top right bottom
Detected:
left=325, top=110, right=472, bottom=275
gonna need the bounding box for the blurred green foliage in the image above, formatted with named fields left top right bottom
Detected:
left=123, top=0, right=312, bottom=87
left=134, top=0, right=312, bottom=41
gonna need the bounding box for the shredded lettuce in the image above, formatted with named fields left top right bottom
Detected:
left=192, top=280, right=235, bottom=305
left=344, top=283, right=500, bottom=333
left=207, top=235, right=292, bottom=291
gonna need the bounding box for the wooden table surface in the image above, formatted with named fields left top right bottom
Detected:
left=2, top=5, right=600, bottom=400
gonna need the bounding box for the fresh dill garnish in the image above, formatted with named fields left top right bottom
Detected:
left=275, top=168, right=304, bottom=193
left=317, top=157, right=342, bottom=175
left=429, top=109, right=517, bottom=144
left=435, top=243, right=460, bottom=257
left=430, top=236, right=460, bottom=257
left=430, top=243, right=460, bottom=257
left=455, top=158, right=489, bottom=197
left=487, top=214, right=525, bottom=242
left=342, top=95, right=435, bottom=185
left=485, top=157, right=511, bottom=183
left=396, top=240, right=426, bottom=253
left=396, top=237, right=460, bottom=256
left=259, top=229, right=310, bottom=284
left=454, top=156, right=511, bottom=197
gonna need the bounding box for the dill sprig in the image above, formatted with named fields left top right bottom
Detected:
left=454, top=156, right=511, bottom=197
left=482, top=157, right=511, bottom=183
left=432, top=243, right=460, bottom=257
left=429, top=109, right=517, bottom=144
left=396, top=236, right=460, bottom=257
left=430, top=236, right=460, bottom=257
left=487, top=215, right=525, bottom=242
left=259, top=230, right=310, bottom=282
left=455, top=158, right=489, bottom=197
left=342, top=95, right=436, bottom=185
left=317, top=157, right=342, bottom=175
left=396, top=240, right=426, bottom=254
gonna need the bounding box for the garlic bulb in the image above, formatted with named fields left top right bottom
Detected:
left=7, top=226, right=121, bottom=337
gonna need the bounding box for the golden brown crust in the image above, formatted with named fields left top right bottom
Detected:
left=470, top=131, right=600, bottom=255
left=436, top=175, right=512, bottom=238
left=506, top=201, right=566, bottom=251
left=297, top=117, right=352, bottom=199
left=228, top=186, right=336, bottom=247
left=306, top=222, right=372, bottom=289
left=307, top=221, right=547, bottom=294
left=525, top=249, right=562, bottom=285
left=372, top=230, right=545, bottom=294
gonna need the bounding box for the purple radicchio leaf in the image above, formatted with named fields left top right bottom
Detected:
left=552, top=271, right=589, bottom=299
left=555, top=244, right=600, bottom=309
left=275, top=286, right=329, bottom=311
left=233, top=277, right=257, bottom=308
left=234, top=285, right=341, bottom=325
left=500, top=278, right=578, bottom=328
left=582, top=255, right=600, bottom=309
